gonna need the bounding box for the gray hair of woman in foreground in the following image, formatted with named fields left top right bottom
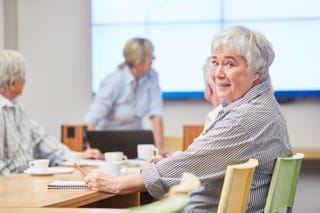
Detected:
left=118, top=37, right=154, bottom=69
left=211, top=25, right=275, bottom=82
left=0, top=50, right=26, bottom=92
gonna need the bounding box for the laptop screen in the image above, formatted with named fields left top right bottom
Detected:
left=86, top=130, right=154, bottom=159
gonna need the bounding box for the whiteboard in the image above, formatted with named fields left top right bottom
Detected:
left=91, top=0, right=320, bottom=98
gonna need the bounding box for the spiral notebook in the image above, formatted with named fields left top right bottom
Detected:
left=47, top=180, right=88, bottom=189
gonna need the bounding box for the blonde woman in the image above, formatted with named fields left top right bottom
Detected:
left=83, top=38, right=165, bottom=154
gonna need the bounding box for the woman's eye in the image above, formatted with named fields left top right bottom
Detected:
left=212, top=60, right=218, bottom=66
left=225, top=61, right=234, bottom=67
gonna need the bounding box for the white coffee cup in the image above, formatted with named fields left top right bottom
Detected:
left=137, top=144, right=159, bottom=160
left=100, top=162, right=124, bottom=176
left=29, top=159, right=49, bottom=172
left=104, top=152, right=128, bottom=163
left=65, top=152, right=82, bottom=163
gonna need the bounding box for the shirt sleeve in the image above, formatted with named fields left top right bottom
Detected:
left=147, top=70, right=163, bottom=117
left=0, top=109, right=13, bottom=176
left=0, top=160, right=12, bottom=176
left=141, top=114, right=253, bottom=198
left=83, top=74, right=118, bottom=125
left=29, top=119, right=72, bottom=166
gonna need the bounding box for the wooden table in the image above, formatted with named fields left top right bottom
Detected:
left=0, top=208, right=128, bottom=213
left=0, top=166, right=139, bottom=208
left=293, top=148, right=320, bottom=160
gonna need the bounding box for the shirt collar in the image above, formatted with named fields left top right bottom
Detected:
left=123, top=66, right=135, bottom=85
left=123, top=65, right=152, bottom=86
left=0, top=94, right=15, bottom=108
left=221, top=79, right=272, bottom=113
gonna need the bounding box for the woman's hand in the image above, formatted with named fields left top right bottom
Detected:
left=82, top=148, right=103, bottom=160
left=147, top=151, right=175, bottom=163
left=147, top=154, right=165, bottom=163
left=84, top=171, right=119, bottom=193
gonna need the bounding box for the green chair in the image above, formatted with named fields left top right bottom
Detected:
left=264, top=153, right=304, bottom=213
left=129, top=172, right=200, bottom=213
left=128, top=194, right=189, bottom=213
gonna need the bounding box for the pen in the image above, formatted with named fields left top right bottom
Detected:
left=74, top=162, right=87, bottom=177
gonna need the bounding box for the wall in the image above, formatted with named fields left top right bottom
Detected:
left=0, top=0, right=3, bottom=49
left=2, top=0, right=320, bottom=212
left=5, top=0, right=93, bottom=138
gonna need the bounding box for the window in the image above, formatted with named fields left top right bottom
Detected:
left=91, top=0, right=320, bottom=99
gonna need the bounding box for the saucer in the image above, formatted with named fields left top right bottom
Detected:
left=24, top=168, right=54, bottom=176
left=106, top=160, right=127, bottom=164
left=122, top=167, right=141, bottom=174
left=24, top=167, right=74, bottom=176
left=60, top=160, right=104, bottom=167
left=102, top=160, right=128, bottom=166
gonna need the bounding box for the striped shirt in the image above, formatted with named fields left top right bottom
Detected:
left=204, top=105, right=222, bottom=131
left=141, top=80, right=292, bottom=212
left=0, top=95, right=72, bottom=176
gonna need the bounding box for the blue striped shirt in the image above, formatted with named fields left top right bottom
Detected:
left=141, top=80, right=292, bottom=212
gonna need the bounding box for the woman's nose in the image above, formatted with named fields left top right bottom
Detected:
left=215, top=65, right=225, bottom=77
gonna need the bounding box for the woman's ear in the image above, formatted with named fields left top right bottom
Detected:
left=254, top=72, right=261, bottom=80
left=7, top=79, right=16, bottom=91
left=252, top=72, right=261, bottom=85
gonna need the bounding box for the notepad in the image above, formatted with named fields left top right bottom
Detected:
left=47, top=180, right=87, bottom=189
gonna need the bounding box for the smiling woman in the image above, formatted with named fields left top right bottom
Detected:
left=211, top=49, right=259, bottom=103
left=210, top=26, right=274, bottom=103
left=84, top=25, right=293, bottom=212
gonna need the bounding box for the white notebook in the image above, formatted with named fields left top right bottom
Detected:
left=47, top=180, right=87, bottom=189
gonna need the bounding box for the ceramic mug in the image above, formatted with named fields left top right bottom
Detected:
left=137, top=144, right=159, bottom=160
left=104, top=152, right=128, bottom=163
left=28, top=159, right=49, bottom=172
left=100, top=161, right=125, bottom=176
left=64, top=152, right=82, bottom=163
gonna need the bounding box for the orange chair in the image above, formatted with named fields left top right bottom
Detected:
left=182, top=125, right=204, bottom=150
left=61, top=124, right=87, bottom=151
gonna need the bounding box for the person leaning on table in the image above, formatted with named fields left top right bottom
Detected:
left=84, top=25, right=293, bottom=212
left=83, top=37, right=166, bottom=155
left=0, top=50, right=102, bottom=176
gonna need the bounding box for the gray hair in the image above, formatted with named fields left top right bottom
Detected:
left=203, top=56, right=216, bottom=91
left=118, top=37, right=154, bottom=69
left=211, top=25, right=275, bottom=82
left=0, top=50, right=26, bottom=91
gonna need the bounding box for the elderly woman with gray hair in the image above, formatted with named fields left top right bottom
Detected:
left=0, top=50, right=101, bottom=176
left=85, top=26, right=292, bottom=212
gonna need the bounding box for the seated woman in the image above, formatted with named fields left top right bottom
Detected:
left=84, top=25, right=292, bottom=212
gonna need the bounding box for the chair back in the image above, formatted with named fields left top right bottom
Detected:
left=129, top=173, right=200, bottom=213
left=264, top=153, right=304, bottom=213
left=182, top=125, right=204, bottom=150
left=217, top=159, right=259, bottom=213
left=61, top=124, right=87, bottom=151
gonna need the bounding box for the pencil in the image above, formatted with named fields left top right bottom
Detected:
left=74, top=162, right=87, bottom=177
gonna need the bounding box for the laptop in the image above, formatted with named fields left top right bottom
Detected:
left=86, top=130, right=154, bottom=159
